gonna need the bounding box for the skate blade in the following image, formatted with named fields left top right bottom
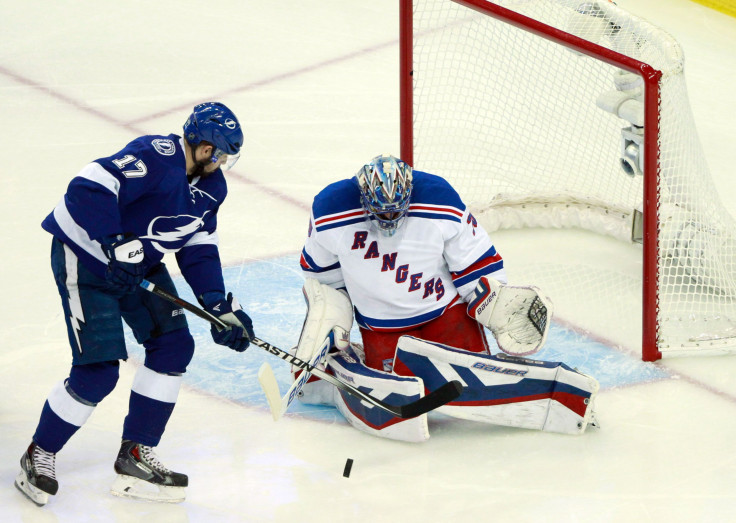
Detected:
left=15, top=470, right=50, bottom=506
left=110, top=474, right=185, bottom=503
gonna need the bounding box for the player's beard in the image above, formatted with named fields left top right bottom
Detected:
left=190, top=159, right=213, bottom=179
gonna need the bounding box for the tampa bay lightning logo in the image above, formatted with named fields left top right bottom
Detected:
left=140, top=212, right=210, bottom=253
left=152, top=139, right=176, bottom=156
left=225, top=118, right=237, bottom=129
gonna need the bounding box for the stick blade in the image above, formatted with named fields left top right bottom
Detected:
left=257, top=363, right=282, bottom=421
left=397, top=380, right=464, bottom=419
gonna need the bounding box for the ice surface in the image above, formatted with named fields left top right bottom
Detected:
left=1, top=1, right=735, bottom=521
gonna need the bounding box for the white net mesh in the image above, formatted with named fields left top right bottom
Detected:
left=408, top=0, right=736, bottom=358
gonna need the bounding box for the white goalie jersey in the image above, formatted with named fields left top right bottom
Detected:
left=300, top=171, right=507, bottom=331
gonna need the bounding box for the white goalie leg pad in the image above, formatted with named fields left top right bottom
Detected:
left=296, top=342, right=362, bottom=406
left=293, top=279, right=353, bottom=373
left=467, top=276, right=553, bottom=356
left=312, top=346, right=429, bottom=443
left=394, top=336, right=599, bottom=435
left=295, top=351, right=335, bottom=406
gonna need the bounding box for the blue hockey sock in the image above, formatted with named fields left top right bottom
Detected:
left=33, top=402, right=80, bottom=454
left=33, top=380, right=96, bottom=453
left=122, top=366, right=182, bottom=446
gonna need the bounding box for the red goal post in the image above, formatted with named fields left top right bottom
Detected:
left=400, top=0, right=736, bottom=360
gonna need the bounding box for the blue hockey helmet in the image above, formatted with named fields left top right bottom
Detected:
left=183, top=102, right=243, bottom=170
left=355, top=154, right=413, bottom=236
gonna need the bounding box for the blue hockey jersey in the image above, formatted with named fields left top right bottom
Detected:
left=42, top=134, right=227, bottom=297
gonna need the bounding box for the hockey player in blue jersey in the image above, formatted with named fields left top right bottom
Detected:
left=293, top=155, right=599, bottom=442
left=15, top=102, right=255, bottom=505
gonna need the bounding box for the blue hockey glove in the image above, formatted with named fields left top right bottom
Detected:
left=100, top=234, right=146, bottom=293
left=202, top=292, right=254, bottom=352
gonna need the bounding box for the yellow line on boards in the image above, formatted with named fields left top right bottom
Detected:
left=689, top=0, right=736, bottom=18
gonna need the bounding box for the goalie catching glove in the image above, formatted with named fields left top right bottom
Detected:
left=467, top=276, right=552, bottom=356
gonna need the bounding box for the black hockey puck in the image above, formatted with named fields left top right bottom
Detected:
left=343, top=458, right=354, bottom=478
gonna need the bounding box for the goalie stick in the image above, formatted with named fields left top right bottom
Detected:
left=139, top=279, right=463, bottom=419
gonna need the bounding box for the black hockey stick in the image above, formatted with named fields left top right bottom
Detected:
left=140, top=279, right=463, bottom=419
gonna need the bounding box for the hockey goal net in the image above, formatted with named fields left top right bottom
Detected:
left=400, top=0, right=736, bottom=360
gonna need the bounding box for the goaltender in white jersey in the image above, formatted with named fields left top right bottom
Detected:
left=295, top=155, right=599, bottom=442
left=301, top=155, right=504, bottom=370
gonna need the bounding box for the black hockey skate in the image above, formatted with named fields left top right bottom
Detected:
left=15, top=442, right=59, bottom=506
left=110, top=439, right=188, bottom=503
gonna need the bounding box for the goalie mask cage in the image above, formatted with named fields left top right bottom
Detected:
left=400, top=0, right=736, bottom=361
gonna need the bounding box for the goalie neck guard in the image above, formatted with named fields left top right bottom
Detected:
left=355, top=155, right=413, bottom=236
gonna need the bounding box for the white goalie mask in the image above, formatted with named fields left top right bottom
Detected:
left=355, top=154, right=413, bottom=236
